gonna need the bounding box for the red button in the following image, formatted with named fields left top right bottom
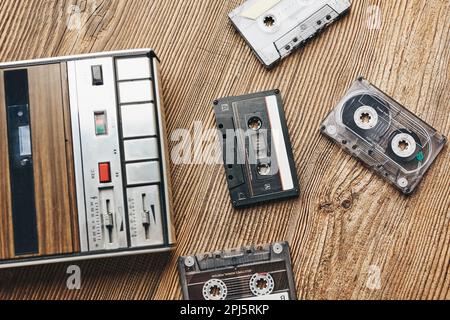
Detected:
left=99, top=162, right=111, bottom=183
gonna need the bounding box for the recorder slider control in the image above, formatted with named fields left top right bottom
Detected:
left=99, top=162, right=111, bottom=183
left=91, top=65, right=104, bottom=86
left=103, top=199, right=114, bottom=244
left=142, top=193, right=151, bottom=239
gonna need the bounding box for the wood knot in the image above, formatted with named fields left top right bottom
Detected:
left=341, top=199, right=352, bottom=209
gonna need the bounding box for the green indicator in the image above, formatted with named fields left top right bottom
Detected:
left=96, top=124, right=107, bottom=135
left=94, top=111, right=107, bottom=136
left=416, top=151, right=424, bottom=162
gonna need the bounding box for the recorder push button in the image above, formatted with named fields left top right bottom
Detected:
left=91, top=65, right=104, bottom=86
left=99, top=162, right=111, bottom=183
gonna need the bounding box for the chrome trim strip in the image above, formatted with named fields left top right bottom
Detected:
left=67, top=61, right=89, bottom=252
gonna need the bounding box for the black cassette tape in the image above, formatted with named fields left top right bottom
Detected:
left=213, top=90, right=299, bottom=208
left=178, top=242, right=297, bottom=300
left=321, top=77, right=447, bottom=194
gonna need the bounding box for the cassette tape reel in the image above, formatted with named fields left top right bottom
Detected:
left=321, top=77, right=447, bottom=194
left=179, top=242, right=297, bottom=300
left=213, top=90, right=299, bottom=208
left=229, top=0, right=352, bottom=68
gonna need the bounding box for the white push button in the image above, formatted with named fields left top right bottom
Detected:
left=126, top=162, right=161, bottom=185
left=121, top=103, right=157, bottom=138
left=118, top=80, right=153, bottom=104
left=116, top=57, right=151, bottom=81
left=91, top=65, right=104, bottom=86
left=124, top=138, right=159, bottom=161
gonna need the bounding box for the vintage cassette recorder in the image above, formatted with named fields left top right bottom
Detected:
left=0, top=49, right=175, bottom=268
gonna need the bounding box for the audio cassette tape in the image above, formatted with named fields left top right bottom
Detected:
left=179, top=242, right=297, bottom=300
left=0, top=49, right=176, bottom=269
left=320, top=77, right=447, bottom=194
left=229, top=0, right=352, bottom=68
left=213, top=90, right=299, bottom=208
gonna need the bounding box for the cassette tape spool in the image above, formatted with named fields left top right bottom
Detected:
left=213, top=90, right=299, bottom=208
left=320, top=77, right=447, bottom=194
left=178, top=242, right=297, bottom=300
left=229, top=0, right=352, bottom=68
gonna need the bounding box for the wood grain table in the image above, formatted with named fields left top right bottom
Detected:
left=0, top=0, right=448, bottom=300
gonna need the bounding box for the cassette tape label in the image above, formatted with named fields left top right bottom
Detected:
left=266, top=95, right=294, bottom=190
left=185, top=261, right=288, bottom=300
left=321, top=77, right=447, bottom=194
left=241, top=0, right=282, bottom=20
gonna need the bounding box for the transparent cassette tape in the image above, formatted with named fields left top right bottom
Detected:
left=229, top=0, right=352, bottom=68
left=321, top=77, right=447, bottom=194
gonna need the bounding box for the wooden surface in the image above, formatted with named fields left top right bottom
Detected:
left=0, top=0, right=448, bottom=300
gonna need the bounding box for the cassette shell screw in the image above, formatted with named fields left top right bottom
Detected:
left=184, top=256, right=195, bottom=268
left=273, top=243, right=284, bottom=254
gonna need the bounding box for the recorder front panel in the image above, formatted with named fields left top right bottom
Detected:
left=68, top=57, right=129, bottom=252
left=0, top=50, right=175, bottom=268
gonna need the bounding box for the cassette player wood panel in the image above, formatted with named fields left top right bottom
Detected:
left=0, top=49, right=175, bottom=268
